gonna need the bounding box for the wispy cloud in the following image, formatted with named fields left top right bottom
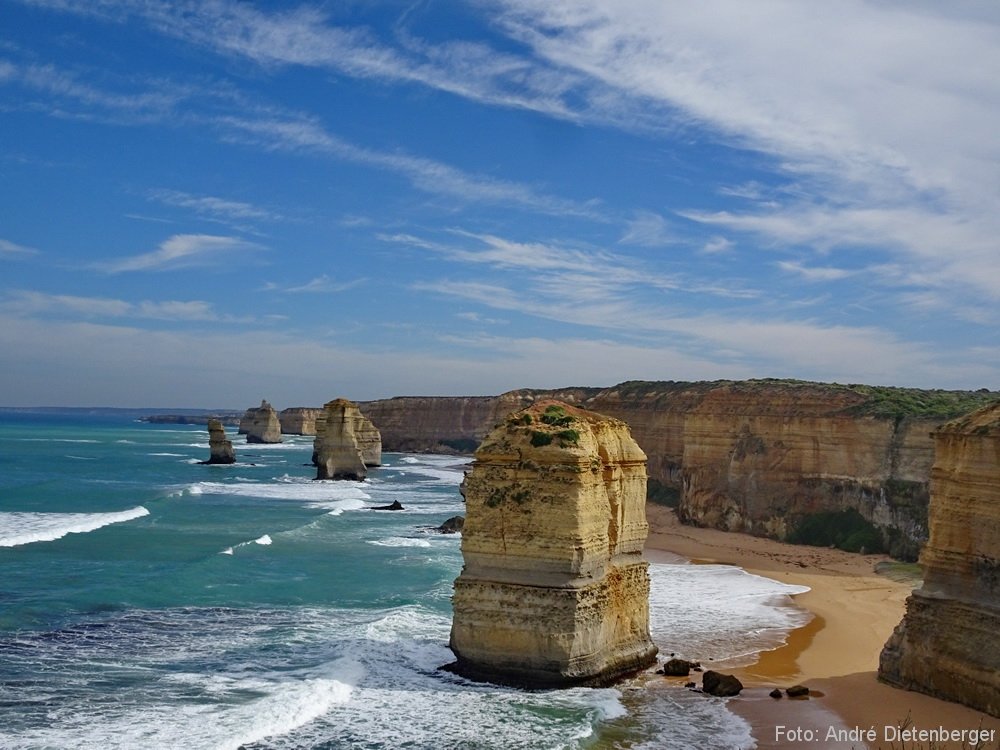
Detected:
left=147, top=189, right=283, bottom=225
left=776, top=260, right=856, bottom=283
left=618, top=211, right=675, bottom=247
left=97, top=234, right=262, bottom=273
left=264, top=275, right=367, bottom=294
left=0, top=238, right=40, bottom=256
left=1, top=289, right=227, bottom=321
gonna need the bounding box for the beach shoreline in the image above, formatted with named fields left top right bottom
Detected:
left=644, top=505, right=1000, bottom=749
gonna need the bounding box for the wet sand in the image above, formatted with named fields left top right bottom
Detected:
left=644, top=505, right=1000, bottom=749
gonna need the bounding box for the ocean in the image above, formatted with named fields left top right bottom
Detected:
left=0, top=413, right=809, bottom=749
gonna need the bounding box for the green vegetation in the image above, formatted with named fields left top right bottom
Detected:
left=514, top=413, right=533, bottom=425
left=787, top=508, right=886, bottom=554
left=540, top=405, right=574, bottom=427
left=646, top=478, right=680, bottom=508
left=530, top=431, right=553, bottom=447
left=555, top=429, right=580, bottom=446
left=839, top=384, right=999, bottom=420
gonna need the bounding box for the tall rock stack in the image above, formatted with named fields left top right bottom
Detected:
left=314, top=399, right=368, bottom=481
left=201, top=419, right=236, bottom=464
left=239, top=400, right=282, bottom=444
left=879, top=402, right=1000, bottom=717
left=313, top=407, right=382, bottom=468
left=449, top=400, right=657, bottom=687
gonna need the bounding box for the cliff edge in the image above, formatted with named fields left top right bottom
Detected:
left=879, top=401, right=1000, bottom=717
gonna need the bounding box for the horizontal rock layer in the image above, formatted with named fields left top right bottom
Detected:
left=238, top=400, right=282, bottom=444
left=879, top=402, right=1000, bottom=716
left=450, top=401, right=657, bottom=687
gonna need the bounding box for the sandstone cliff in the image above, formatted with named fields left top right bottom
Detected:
left=279, top=407, right=321, bottom=435
left=879, top=401, right=1000, bottom=717
left=238, top=400, right=282, bottom=444
left=362, top=381, right=997, bottom=559
left=200, top=418, right=235, bottom=464
left=449, top=400, right=657, bottom=687
left=313, top=407, right=382, bottom=468
left=314, top=399, right=367, bottom=481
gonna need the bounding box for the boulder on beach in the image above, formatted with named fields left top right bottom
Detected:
left=702, top=671, right=743, bottom=697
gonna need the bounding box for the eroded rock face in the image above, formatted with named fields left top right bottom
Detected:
left=239, top=400, right=282, bottom=444
left=449, top=400, right=657, bottom=687
left=312, top=408, right=382, bottom=469
left=201, top=419, right=235, bottom=464
left=879, top=402, right=1000, bottom=717
left=279, top=407, right=321, bottom=435
left=314, top=399, right=367, bottom=481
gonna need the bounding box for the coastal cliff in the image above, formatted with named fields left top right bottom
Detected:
left=878, top=401, right=1000, bottom=717
left=361, top=381, right=997, bottom=559
left=279, top=407, right=320, bottom=435
left=238, top=400, right=282, bottom=444
left=449, top=400, right=657, bottom=687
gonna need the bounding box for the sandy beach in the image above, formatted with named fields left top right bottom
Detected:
left=644, top=505, right=1000, bottom=749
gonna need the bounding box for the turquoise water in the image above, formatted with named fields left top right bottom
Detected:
left=0, top=414, right=808, bottom=749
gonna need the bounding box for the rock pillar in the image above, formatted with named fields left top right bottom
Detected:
left=449, top=400, right=657, bottom=687
left=879, top=401, right=1000, bottom=717
left=239, top=400, right=282, bottom=444
left=314, top=399, right=368, bottom=481
left=201, top=418, right=236, bottom=464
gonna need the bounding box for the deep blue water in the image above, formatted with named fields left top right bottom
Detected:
left=0, top=414, right=807, bottom=749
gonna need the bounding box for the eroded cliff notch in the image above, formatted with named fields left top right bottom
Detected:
left=879, top=401, right=1000, bottom=717
left=314, top=398, right=369, bottom=481
left=449, top=400, right=658, bottom=687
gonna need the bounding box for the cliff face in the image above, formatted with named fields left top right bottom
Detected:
left=359, top=381, right=997, bottom=558
left=238, top=400, right=282, bottom=444
left=879, top=402, right=1000, bottom=717
left=314, top=399, right=367, bottom=481
left=279, top=407, right=320, bottom=435
left=313, top=407, right=382, bottom=468
left=201, top=418, right=235, bottom=465
left=449, top=400, right=657, bottom=687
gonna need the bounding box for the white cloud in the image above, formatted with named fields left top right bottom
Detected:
left=98, top=234, right=261, bottom=273
left=776, top=261, right=856, bottom=282
left=147, top=189, right=281, bottom=223
left=1, top=290, right=224, bottom=321
left=0, top=238, right=40, bottom=256
left=701, top=236, right=734, bottom=255
left=272, top=275, right=367, bottom=294
left=618, top=211, right=674, bottom=247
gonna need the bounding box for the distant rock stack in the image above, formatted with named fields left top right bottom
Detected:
left=200, top=419, right=236, bottom=464
left=449, top=400, right=658, bottom=687
left=879, top=401, right=1000, bottom=717
left=314, top=399, right=368, bottom=481
left=279, top=407, right=321, bottom=436
left=312, top=406, right=382, bottom=468
left=239, top=400, right=282, bottom=444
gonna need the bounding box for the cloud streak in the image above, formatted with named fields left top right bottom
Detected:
left=97, top=234, right=261, bottom=273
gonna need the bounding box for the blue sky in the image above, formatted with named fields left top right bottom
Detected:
left=2, top=0, right=999, bottom=407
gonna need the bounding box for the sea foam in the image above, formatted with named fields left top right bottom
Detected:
left=0, top=507, right=150, bottom=548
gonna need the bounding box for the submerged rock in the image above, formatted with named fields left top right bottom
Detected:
left=659, top=658, right=697, bottom=676
left=371, top=500, right=404, bottom=511
left=314, top=399, right=367, bottom=481
left=448, top=400, right=658, bottom=687
left=785, top=684, right=809, bottom=698
left=436, top=516, right=465, bottom=534
left=200, top=419, right=235, bottom=465
left=239, top=400, right=282, bottom=444
left=879, top=401, right=1000, bottom=717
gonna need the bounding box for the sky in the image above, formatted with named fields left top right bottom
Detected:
left=2, top=0, right=999, bottom=407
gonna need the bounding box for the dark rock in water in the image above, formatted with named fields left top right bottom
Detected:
left=702, top=671, right=743, bottom=697
left=685, top=681, right=696, bottom=689
left=371, top=500, right=404, bottom=511
left=436, top=516, right=465, bottom=534
left=200, top=419, right=236, bottom=465
left=786, top=684, right=810, bottom=698
left=660, top=658, right=697, bottom=676
left=769, top=688, right=783, bottom=699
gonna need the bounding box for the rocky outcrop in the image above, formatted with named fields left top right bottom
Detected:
left=313, top=407, right=382, bottom=469
left=449, top=400, right=657, bottom=687
left=238, top=400, right=282, bottom=444
left=200, top=419, right=235, bottom=464
left=878, top=402, right=1000, bottom=717
left=279, top=407, right=321, bottom=435
left=314, top=399, right=367, bottom=481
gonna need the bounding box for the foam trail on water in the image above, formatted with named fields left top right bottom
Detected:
left=367, top=537, right=432, bottom=548
left=0, top=507, right=149, bottom=547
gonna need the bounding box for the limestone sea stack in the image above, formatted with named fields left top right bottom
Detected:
left=314, top=399, right=367, bottom=481
left=879, top=401, right=1000, bottom=717
left=449, top=400, right=658, bottom=687
left=239, top=400, right=282, bottom=444
left=279, top=407, right=321, bottom=435
left=312, top=408, right=382, bottom=468
left=201, top=419, right=235, bottom=464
